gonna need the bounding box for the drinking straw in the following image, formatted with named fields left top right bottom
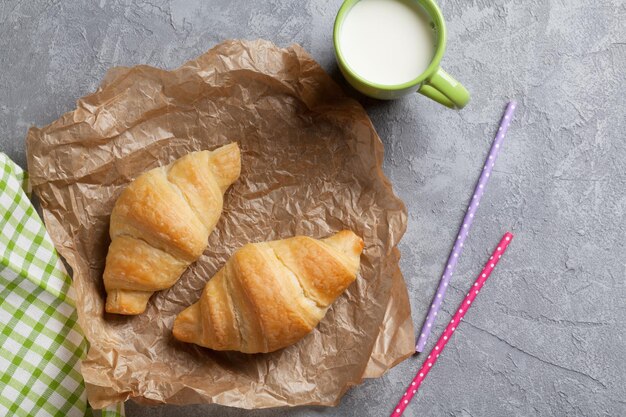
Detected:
left=415, top=101, right=517, bottom=352
left=391, top=232, right=514, bottom=417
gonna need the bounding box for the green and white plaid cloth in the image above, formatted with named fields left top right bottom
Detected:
left=0, top=153, right=124, bottom=417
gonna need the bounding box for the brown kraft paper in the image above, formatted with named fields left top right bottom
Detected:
left=26, top=39, right=415, bottom=409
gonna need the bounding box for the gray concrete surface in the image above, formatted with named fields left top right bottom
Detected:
left=2, top=0, right=625, bottom=416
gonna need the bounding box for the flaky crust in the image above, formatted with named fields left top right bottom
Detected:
left=173, top=230, right=364, bottom=353
left=103, top=143, right=241, bottom=315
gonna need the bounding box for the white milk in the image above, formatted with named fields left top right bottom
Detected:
left=340, top=0, right=436, bottom=85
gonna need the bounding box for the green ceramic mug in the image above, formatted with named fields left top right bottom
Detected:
left=333, top=0, right=470, bottom=109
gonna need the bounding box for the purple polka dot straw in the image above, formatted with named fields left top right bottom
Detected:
left=415, top=101, right=517, bottom=352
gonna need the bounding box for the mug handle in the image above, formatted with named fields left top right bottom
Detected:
left=418, top=68, right=470, bottom=109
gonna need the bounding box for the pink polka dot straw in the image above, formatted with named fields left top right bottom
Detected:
left=416, top=101, right=517, bottom=352
left=390, top=232, right=514, bottom=417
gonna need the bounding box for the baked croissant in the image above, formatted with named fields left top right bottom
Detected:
left=103, top=143, right=241, bottom=315
left=173, top=230, right=364, bottom=353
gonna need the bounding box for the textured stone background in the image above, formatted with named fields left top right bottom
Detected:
left=1, top=0, right=625, bottom=416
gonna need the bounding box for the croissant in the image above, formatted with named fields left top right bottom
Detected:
left=173, top=230, right=364, bottom=353
left=103, top=143, right=241, bottom=315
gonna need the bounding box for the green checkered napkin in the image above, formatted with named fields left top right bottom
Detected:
left=0, top=153, right=124, bottom=417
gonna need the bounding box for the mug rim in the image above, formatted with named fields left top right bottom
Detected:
left=333, top=0, right=447, bottom=91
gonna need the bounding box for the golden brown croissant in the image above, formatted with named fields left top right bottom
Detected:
left=103, top=143, right=241, bottom=315
left=173, top=230, right=364, bottom=353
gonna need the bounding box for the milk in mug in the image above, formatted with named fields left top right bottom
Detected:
left=339, top=0, right=436, bottom=86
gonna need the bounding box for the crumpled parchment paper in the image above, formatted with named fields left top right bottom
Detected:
left=26, top=39, right=414, bottom=409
